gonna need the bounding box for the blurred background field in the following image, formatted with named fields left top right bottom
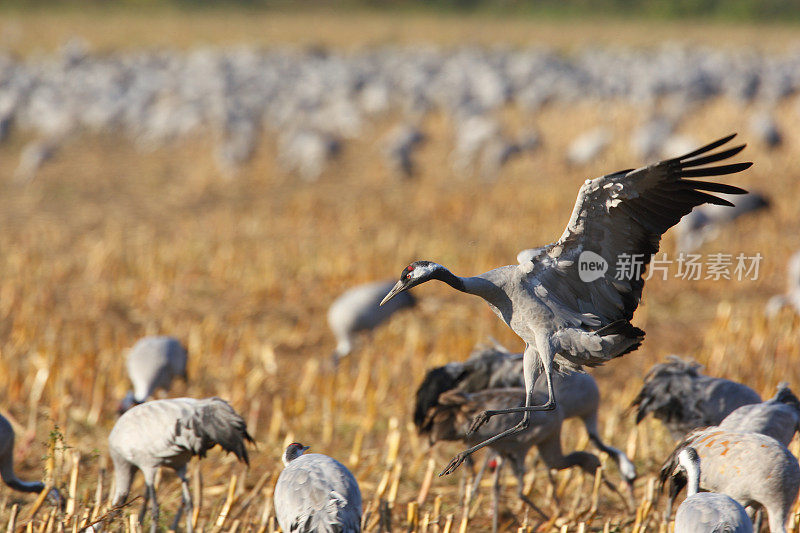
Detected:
left=1, top=4, right=800, bottom=532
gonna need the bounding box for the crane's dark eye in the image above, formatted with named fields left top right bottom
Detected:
left=405, top=272, right=412, bottom=280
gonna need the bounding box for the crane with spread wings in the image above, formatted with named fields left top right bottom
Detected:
left=380, top=134, right=752, bottom=475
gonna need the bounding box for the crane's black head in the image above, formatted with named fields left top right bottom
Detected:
left=117, top=391, right=143, bottom=416
left=283, top=442, right=310, bottom=465
left=380, top=261, right=444, bottom=306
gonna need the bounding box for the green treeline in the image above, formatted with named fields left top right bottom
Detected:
left=4, top=0, right=800, bottom=21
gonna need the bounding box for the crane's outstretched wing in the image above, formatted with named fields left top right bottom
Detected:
left=528, top=134, right=751, bottom=327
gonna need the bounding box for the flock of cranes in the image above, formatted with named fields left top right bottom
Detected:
left=2, top=35, right=800, bottom=533
left=0, top=43, right=795, bottom=181
left=3, top=127, right=798, bottom=533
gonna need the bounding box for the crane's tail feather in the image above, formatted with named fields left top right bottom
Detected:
left=554, top=320, right=644, bottom=370
left=774, top=382, right=800, bottom=411
left=182, top=398, right=254, bottom=465
left=290, top=492, right=360, bottom=533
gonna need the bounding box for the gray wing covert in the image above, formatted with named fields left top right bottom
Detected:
left=275, top=455, right=362, bottom=533
left=526, top=135, right=750, bottom=328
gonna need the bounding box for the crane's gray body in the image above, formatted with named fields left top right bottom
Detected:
left=719, top=385, right=800, bottom=447
left=632, top=356, right=761, bottom=440
left=414, top=343, right=635, bottom=481
left=662, top=429, right=800, bottom=533
left=275, top=451, right=362, bottom=533
left=328, top=280, right=416, bottom=360
left=0, top=414, right=45, bottom=494
left=425, top=387, right=620, bottom=530
left=122, top=336, right=188, bottom=410
left=109, top=397, right=252, bottom=533
left=439, top=388, right=568, bottom=468
left=675, top=493, right=753, bottom=533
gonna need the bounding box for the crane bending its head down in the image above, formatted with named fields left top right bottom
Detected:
left=274, top=442, right=363, bottom=533
left=382, top=134, right=752, bottom=476
left=672, top=447, right=753, bottom=533
left=109, top=397, right=253, bottom=533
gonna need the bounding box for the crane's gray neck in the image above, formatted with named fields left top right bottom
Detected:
left=588, top=437, right=636, bottom=482
left=0, top=453, right=43, bottom=493
left=431, top=267, right=467, bottom=292
left=677, top=448, right=701, bottom=496
left=1, top=474, right=44, bottom=493
left=560, top=451, right=601, bottom=475
left=432, top=268, right=505, bottom=306
left=539, top=443, right=600, bottom=475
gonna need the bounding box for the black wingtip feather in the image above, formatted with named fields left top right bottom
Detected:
left=681, top=144, right=746, bottom=168
left=680, top=162, right=753, bottom=178
left=686, top=181, right=748, bottom=195
left=675, top=133, right=737, bottom=162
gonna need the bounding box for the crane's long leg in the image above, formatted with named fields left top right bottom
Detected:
left=491, top=456, right=503, bottom=533
left=441, top=343, right=554, bottom=476
left=440, top=398, right=535, bottom=476
left=508, top=455, right=548, bottom=521
left=146, top=484, right=159, bottom=533
left=468, top=451, right=494, bottom=507
left=466, top=343, right=556, bottom=436
left=172, top=467, right=194, bottom=533
left=139, top=488, right=150, bottom=525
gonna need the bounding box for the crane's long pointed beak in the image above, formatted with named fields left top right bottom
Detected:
left=380, top=280, right=405, bottom=306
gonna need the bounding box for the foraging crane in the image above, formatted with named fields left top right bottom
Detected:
left=674, top=191, right=770, bottom=252
left=660, top=428, right=800, bottom=533
left=422, top=387, right=628, bottom=532
left=382, top=123, right=425, bottom=179
left=0, top=414, right=59, bottom=501
left=670, top=447, right=753, bottom=533
left=274, top=442, right=362, bottom=533
left=381, top=134, right=752, bottom=475
left=631, top=356, right=762, bottom=440
left=118, top=336, right=188, bottom=414
left=719, top=383, right=800, bottom=447
left=328, top=279, right=416, bottom=364
left=109, top=397, right=253, bottom=533
left=565, top=127, right=610, bottom=166
left=414, top=342, right=636, bottom=486
left=766, top=250, right=800, bottom=317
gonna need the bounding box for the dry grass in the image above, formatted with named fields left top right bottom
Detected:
left=1, top=10, right=800, bottom=533
left=2, top=8, right=800, bottom=55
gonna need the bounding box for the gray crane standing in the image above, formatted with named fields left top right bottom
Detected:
left=274, top=442, right=362, bottom=533
left=328, top=279, right=416, bottom=365
left=660, top=428, right=800, bottom=533
left=414, top=342, right=636, bottom=488
left=109, top=397, right=253, bottom=533
left=670, top=447, right=753, bottom=533
left=382, top=135, right=752, bottom=475
left=719, top=383, right=800, bottom=446
left=631, top=355, right=761, bottom=440
left=423, top=387, right=630, bottom=532
left=118, top=336, right=188, bottom=413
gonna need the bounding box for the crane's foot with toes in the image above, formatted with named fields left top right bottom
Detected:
left=440, top=451, right=471, bottom=476
left=467, top=410, right=494, bottom=435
